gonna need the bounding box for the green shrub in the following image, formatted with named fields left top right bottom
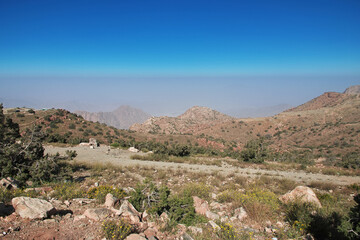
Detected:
left=130, top=180, right=203, bottom=226
left=240, top=138, right=269, bottom=163
left=285, top=202, right=318, bottom=229
left=30, top=155, right=73, bottom=185
left=217, top=188, right=279, bottom=223
left=65, top=150, right=77, bottom=160
left=216, top=222, right=253, bottom=240
left=0, top=188, right=40, bottom=205
left=69, top=123, right=76, bottom=129
left=110, top=142, right=120, bottom=148
left=51, top=182, right=86, bottom=200
left=166, top=194, right=202, bottom=226
left=0, top=188, right=17, bottom=203
left=181, top=182, right=212, bottom=201
left=348, top=194, right=360, bottom=239
left=87, top=185, right=126, bottom=203
left=102, top=219, right=133, bottom=240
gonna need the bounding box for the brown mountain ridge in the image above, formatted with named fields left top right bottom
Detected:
left=130, top=106, right=233, bottom=134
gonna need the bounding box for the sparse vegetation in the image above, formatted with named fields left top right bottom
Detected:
left=102, top=219, right=133, bottom=240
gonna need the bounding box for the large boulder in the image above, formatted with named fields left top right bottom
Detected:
left=83, top=208, right=113, bottom=221
left=193, top=196, right=209, bottom=215
left=12, top=197, right=56, bottom=219
left=279, top=186, right=322, bottom=208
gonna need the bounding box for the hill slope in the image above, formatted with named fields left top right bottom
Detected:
left=130, top=106, right=233, bottom=134
left=76, top=105, right=151, bottom=129
left=130, top=87, right=360, bottom=155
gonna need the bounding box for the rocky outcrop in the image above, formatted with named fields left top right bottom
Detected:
left=279, top=186, right=322, bottom=208
left=130, top=106, right=233, bottom=134
left=12, top=197, right=56, bottom=219
left=344, top=85, right=360, bottom=95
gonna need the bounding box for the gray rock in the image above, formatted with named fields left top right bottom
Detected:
left=193, top=196, right=209, bottom=215
left=125, top=233, right=146, bottom=240
left=12, top=197, right=56, bottom=219
left=233, top=207, right=248, bottom=221
left=104, top=193, right=117, bottom=208
left=207, top=220, right=220, bottom=230
left=279, top=186, right=322, bottom=208
left=205, top=211, right=220, bottom=220
left=118, top=200, right=141, bottom=224
left=83, top=208, right=113, bottom=221
left=344, top=85, right=360, bottom=95
left=180, top=233, right=194, bottom=240
left=188, top=226, right=203, bottom=234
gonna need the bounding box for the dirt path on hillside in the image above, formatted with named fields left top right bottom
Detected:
left=45, top=145, right=360, bottom=186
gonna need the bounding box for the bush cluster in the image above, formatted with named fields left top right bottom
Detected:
left=102, top=219, right=133, bottom=240
left=87, top=185, right=126, bottom=203
left=129, top=180, right=205, bottom=226
left=0, top=104, right=72, bottom=186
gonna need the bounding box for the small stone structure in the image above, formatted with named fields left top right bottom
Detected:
left=79, top=138, right=98, bottom=148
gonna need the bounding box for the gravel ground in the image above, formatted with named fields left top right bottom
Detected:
left=45, top=145, right=360, bottom=186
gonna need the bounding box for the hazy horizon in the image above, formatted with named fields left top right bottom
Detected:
left=1, top=1, right=359, bottom=116
left=1, top=76, right=359, bottom=117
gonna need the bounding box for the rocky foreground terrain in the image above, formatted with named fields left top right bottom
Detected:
left=2, top=161, right=357, bottom=240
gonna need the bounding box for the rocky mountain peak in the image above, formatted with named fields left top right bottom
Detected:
left=344, top=85, right=360, bottom=95
left=179, top=106, right=233, bottom=122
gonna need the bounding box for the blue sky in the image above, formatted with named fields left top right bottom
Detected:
left=0, top=0, right=359, bottom=116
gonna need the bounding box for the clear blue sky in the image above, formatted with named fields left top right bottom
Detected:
left=0, top=0, right=359, bottom=116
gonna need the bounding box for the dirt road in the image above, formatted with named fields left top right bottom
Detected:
left=45, top=145, right=360, bottom=186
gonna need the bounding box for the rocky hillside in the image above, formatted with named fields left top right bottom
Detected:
left=130, top=106, right=234, bottom=134
left=3, top=107, right=151, bottom=145
left=76, top=105, right=151, bottom=129
left=284, top=92, right=347, bottom=112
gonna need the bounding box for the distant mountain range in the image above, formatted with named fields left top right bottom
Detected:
left=4, top=85, right=360, bottom=155
left=76, top=105, right=151, bottom=129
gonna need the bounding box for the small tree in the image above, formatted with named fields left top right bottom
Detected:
left=0, top=104, right=71, bottom=186
left=240, top=137, right=269, bottom=163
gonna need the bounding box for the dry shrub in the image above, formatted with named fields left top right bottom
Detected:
left=181, top=182, right=212, bottom=201
left=309, top=181, right=337, bottom=191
